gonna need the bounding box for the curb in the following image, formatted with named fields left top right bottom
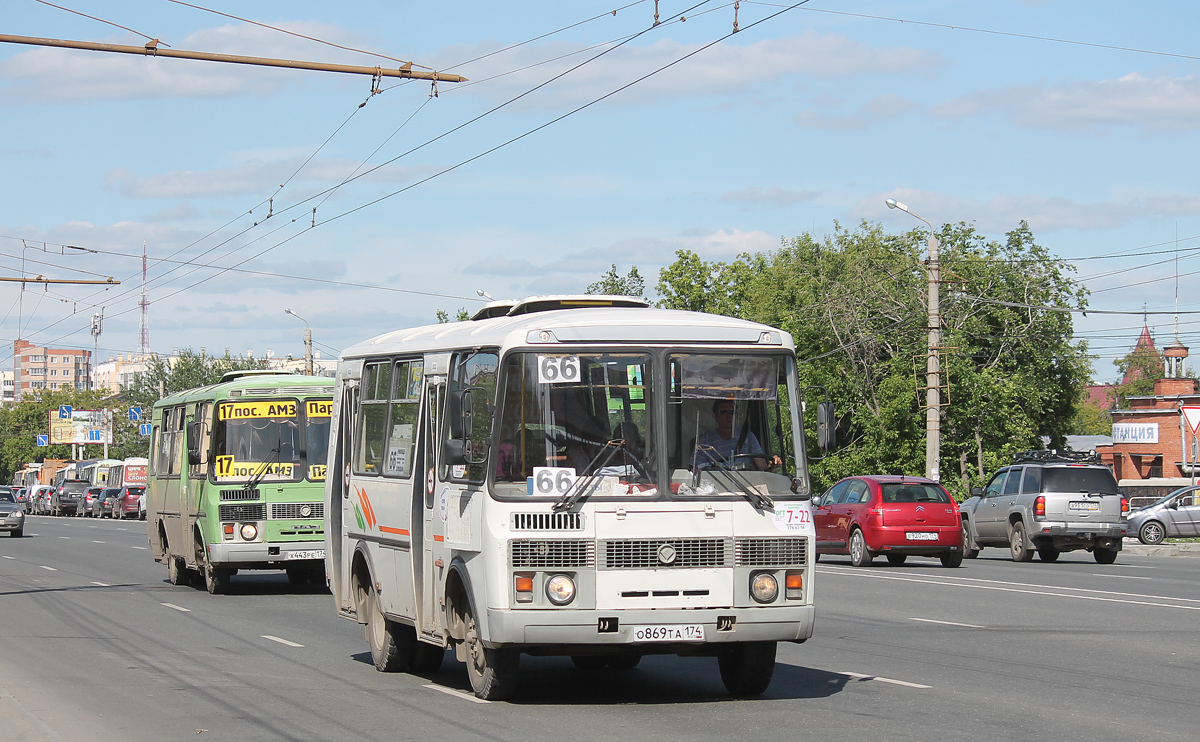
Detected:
left=1121, top=538, right=1200, bottom=558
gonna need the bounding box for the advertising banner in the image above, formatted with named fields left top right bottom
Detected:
left=47, top=409, right=113, bottom=445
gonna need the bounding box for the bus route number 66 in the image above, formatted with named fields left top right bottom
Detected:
left=532, top=467, right=577, bottom=496
left=537, top=355, right=579, bottom=384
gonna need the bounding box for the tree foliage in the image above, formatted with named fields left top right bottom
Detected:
left=587, top=264, right=645, bottom=298
left=1113, top=343, right=1163, bottom=405
left=654, top=221, right=1092, bottom=497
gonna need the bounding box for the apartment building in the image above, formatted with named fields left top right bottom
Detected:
left=12, top=340, right=91, bottom=401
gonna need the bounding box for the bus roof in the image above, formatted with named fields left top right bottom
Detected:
left=340, top=303, right=793, bottom=361
left=153, top=372, right=334, bottom=408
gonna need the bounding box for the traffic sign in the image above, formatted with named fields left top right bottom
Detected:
left=59, top=404, right=72, bottom=419
left=88, top=429, right=102, bottom=442
left=129, top=406, right=142, bottom=422
left=1183, top=406, right=1200, bottom=434
left=36, top=435, right=48, bottom=447
left=140, top=423, right=152, bottom=436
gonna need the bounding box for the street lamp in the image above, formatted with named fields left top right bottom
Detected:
left=886, top=198, right=942, bottom=482
left=284, top=308, right=313, bottom=376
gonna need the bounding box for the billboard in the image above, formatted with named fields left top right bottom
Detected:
left=48, top=409, right=113, bottom=445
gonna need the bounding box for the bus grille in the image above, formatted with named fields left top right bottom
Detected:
left=220, top=488, right=259, bottom=501
left=219, top=503, right=265, bottom=521
left=270, top=502, right=324, bottom=520
left=510, top=540, right=594, bottom=568
left=735, top=537, right=807, bottom=566
left=600, top=538, right=731, bottom=569
left=511, top=512, right=583, bottom=531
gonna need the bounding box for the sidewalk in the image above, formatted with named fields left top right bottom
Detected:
left=1122, top=538, right=1200, bottom=558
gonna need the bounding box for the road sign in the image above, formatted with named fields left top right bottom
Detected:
left=140, top=423, right=152, bottom=436
left=36, top=435, right=48, bottom=447
left=59, top=404, right=72, bottom=419
left=48, top=409, right=112, bottom=445
left=129, top=407, right=142, bottom=422
left=88, top=429, right=102, bottom=442
left=1183, top=406, right=1200, bottom=434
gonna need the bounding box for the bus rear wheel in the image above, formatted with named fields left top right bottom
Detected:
left=365, top=584, right=415, bottom=672
left=463, top=606, right=519, bottom=700
left=718, top=641, right=777, bottom=696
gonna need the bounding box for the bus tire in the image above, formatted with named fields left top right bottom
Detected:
left=463, top=606, right=519, bottom=700
left=167, top=552, right=188, bottom=586
left=204, top=565, right=231, bottom=595
left=365, top=585, right=415, bottom=672
left=718, top=641, right=777, bottom=696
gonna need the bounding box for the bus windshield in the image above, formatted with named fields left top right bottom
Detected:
left=494, top=352, right=655, bottom=497
left=213, top=399, right=303, bottom=483
left=305, top=399, right=332, bottom=481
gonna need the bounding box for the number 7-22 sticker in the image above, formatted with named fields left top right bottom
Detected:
left=773, top=505, right=811, bottom=531
left=538, top=355, right=580, bottom=384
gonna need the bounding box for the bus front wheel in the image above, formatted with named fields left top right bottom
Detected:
left=204, top=565, right=232, bottom=595
left=463, top=606, right=519, bottom=700
left=718, top=641, right=777, bottom=696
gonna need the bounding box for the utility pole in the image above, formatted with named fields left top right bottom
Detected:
left=90, top=309, right=103, bottom=391
left=887, top=199, right=942, bottom=482
left=284, top=309, right=313, bottom=375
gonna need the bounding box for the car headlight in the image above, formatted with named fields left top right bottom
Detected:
left=750, top=572, right=779, bottom=603
left=545, top=574, right=576, bottom=605
left=239, top=523, right=258, bottom=541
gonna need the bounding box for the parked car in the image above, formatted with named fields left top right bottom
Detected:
left=82, top=486, right=104, bottom=517
left=28, top=485, right=50, bottom=515
left=0, top=488, right=24, bottom=537
left=813, top=475, right=964, bottom=567
left=1128, top=486, right=1200, bottom=544
left=960, top=451, right=1128, bottom=564
left=13, top=488, right=29, bottom=513
left=52, top=480, right=89, bottom=516
left=111, top=487, right=144, bottom=520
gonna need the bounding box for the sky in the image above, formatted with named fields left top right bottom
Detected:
left=2, top=0, right=1198, bottom=382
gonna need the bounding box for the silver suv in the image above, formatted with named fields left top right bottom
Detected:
left=960, top=451, right=1128, bottom=564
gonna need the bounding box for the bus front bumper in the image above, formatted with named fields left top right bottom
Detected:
left=485, top=605, right=814, bottom=649
left=205, top=540, right=326, bottom=569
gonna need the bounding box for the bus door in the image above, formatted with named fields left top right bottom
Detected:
left=418, top=362, right=449, bottom=639
left=186, top=402, right=212, bottom=564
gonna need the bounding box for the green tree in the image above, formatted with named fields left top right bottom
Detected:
left=587, top=264, right=645, bottom=297
left=1113, top=343, right=1163, bottom=405
left=436, top=308, right=470, bottom=323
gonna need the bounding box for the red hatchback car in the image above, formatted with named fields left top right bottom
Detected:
left=814, top=475, right=964, bottom=568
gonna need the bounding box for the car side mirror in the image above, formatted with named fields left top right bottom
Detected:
left=970, top=486, right=984, bottom=497
left=1168, top=499, right=1178, bottom=509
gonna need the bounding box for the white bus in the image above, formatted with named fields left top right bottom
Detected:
left=325, top=296, right=833, bottom=700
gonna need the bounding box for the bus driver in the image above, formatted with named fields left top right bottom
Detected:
left=692, top=400, right=782, bottom=471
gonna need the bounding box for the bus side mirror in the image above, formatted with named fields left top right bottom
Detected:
left=186, top=422, right=207, bottom=466
left=444, top=389, right=487, bottom=467
left=816, top=401, right=836, bottom=451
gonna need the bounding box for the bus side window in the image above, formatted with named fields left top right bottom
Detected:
left=384, top=359, right=421, bottom=478
left=355, top=360, right=391, bottom=475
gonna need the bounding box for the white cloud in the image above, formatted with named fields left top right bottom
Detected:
left=720, top=186, right=818, bottom=210
left=440, top=31, right=941, bottom=107
left=794, top=92, right=919, bottom=130
left=856, top=188, right=1200, bottom=233
left=931, top=73, right=1200, bottom=132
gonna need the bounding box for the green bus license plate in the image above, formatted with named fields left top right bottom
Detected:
left=630, top=624, right=704, bottom=642
left=286, top=550, right=325, bottom=560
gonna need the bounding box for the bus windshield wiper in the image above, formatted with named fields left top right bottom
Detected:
left=693, top=445, right=774, bottom=511
left=552, top=440, right=627, bottom=513
left=244, top=444, right=282, bottom=495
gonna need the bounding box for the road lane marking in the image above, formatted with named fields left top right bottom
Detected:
left=58, top=536, right=69, bottom=540
left=39, top=566, right=57, bottom=571
left=818, top=565, right=1200, bottom=610
left=91, top=581, right=109, bottom=587
left=909, top=617, right=984, bottom=628
left=161, top=603, right=190, bottom=612
left=838, top=671, right=931, bottom=689
left=424, top=684, right=489, bottom=704
left=92, top=540, right=105, bottom=544
left=261, top=635, right=304, bottom=648
left=1, top=556, right=14, bottom=560
left=1092, top=574, right=1151, bottom=580
left=131, top=546, right=148, bottom=550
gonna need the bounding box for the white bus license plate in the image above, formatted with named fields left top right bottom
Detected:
left=905, top=532, right=938, bottom=541
left=1069, top=501, right=1100, bottom=512
left=286, top=550, right=325, bottom=560
left=630, top=624, right=704, bottom=643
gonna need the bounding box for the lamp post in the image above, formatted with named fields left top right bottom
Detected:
left=886, top=198, right=941, bottom=482
left=284, top=308, right=313, bottom=375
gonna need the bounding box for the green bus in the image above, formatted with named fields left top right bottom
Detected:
left=147, top=370, right=335, bottom=594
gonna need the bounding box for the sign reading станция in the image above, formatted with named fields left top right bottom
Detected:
left=1111, top=423, right=1158, bottom=444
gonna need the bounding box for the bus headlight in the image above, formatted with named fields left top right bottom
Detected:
left=240, top=523, right=258, bottom=541
left=750, top=572, right=778, bottom=603
left=545, top=574, right=576, bottom=605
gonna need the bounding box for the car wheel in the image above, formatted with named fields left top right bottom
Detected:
left=940, top=551, right=963, bottom=568
left=1093, top=546, right=1118, bottom=565
left=962, top=519, right=980, bottom=559
left=849, top=529, right=873, bottom=567
left=1009, top=521, right=1034, bottom=562
left=10, top=529, right=22, bottom=538
left=463, top=603, right=519, bottom=700
left=364, top=584, right=415, bottom=672
left=1138, top=521, right=1166, bottom=545
left=718, top=641, right=777, bottom=696
left=886, top=554, right=907, bottom=566
left=1037, top=546, right=1060, bottom=562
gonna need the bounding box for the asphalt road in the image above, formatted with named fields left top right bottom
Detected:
left=2, top=515, right=1197, bottom=742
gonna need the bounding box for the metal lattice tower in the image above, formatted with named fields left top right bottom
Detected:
left=138, top=242, right=150, bottom=356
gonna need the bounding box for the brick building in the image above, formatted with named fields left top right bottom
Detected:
left=12, top=340, right=91, bottom=401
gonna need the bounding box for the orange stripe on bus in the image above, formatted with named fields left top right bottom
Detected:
left=379, top=526, right=409, bottom=536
